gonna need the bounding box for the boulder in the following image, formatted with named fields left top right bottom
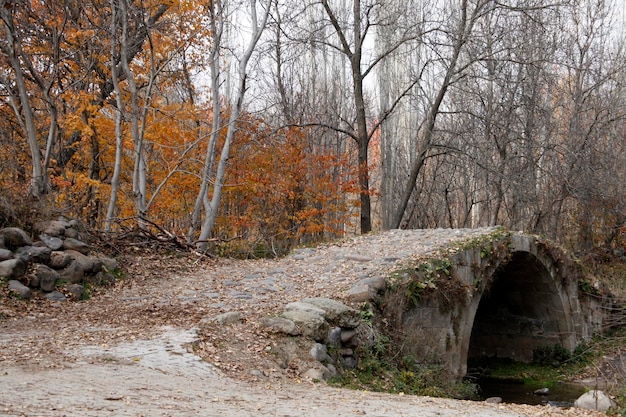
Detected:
left=34, top=220, right=67, bottom=237
left=26, top=273, right=39, bottom=288
left=15, top=245, right=51, bottom=264
left=281, top=309, right=329, bottom=341
left=64, top=228, right=80, bottom=239
left=485, top=397, right=503, bottom=404
left=284, top=301, right=326, bottom=316
left=310, top=343, right=331, bottom=362
left=0, top=248, right=12, bottom=261
left=346, top=284, right=373, bottom=303
left=574, top=390, right=615, bottom=412
left=355, top=276, right=387, bottom=292
left=301, top=297, right=361, bottom=328
left=0, top=227, right=32, bottom=249
left=39, top=234, right=64, bottom=251
left=34, top=264, right=60, bottom=292
left=63, top=238, right=90, bottom=255
left=88, top=271, right=116, bottom=286
left=261, top=317, right=300, bottom=336
left=60, top=260, right=85, bottom=284
left=64, top=250, right=102, bottom=273
left=340, top=329, right=357, bottom=344
left=99, top=257, right=119, bottom=272
left=48, top=251, right=72, bottom=269
left=301, top=365, right=334, bottom=381
left=8, top=280, right=31, bottom=299
left=66, top=284, right=85, bottom=300
left=45, top=290, right=67, bottom=302
left=0, top=258, right=26, bottom=279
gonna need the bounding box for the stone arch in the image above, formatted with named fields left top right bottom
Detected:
left=391, top=233, right=602, bottom=380
left=467, top=250, right=576, bottom=363
left=457, top=234, right=587, bottom=378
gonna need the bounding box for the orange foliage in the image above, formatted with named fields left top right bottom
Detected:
left=217, top=125, right=358, bottom=254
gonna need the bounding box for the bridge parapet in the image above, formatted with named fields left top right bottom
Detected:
left=379, top=230, right=608, bottom=380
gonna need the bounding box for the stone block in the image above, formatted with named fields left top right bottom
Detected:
left=301, top=297, right=360, bottom=328
left=261, top=317, right=300, bottom=336
left=281, top=309, right=329, bottom=341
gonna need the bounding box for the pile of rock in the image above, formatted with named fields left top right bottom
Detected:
left=260, top=297, right=374, bottom=381
left=0, top=219, right=118, bottom=302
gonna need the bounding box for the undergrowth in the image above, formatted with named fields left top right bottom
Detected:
left=328, top=327, right=479, bottom=400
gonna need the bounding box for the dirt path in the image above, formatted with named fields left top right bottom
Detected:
left=0, top=325, right=603, bottom=417
left=0, top=230, right=609, bottom=416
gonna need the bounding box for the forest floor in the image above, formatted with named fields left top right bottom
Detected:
left=0, top=230, right=621, bottom=416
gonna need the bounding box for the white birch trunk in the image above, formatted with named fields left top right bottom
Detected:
left=196, top=0, right=270, bottom=251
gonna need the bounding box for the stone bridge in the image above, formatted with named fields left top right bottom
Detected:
left=361, top=228, right=609, bottom=380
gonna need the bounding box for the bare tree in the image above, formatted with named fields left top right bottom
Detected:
left=392, top=0, right=494, bottom=229
left=194, top=0, right=271, bottom=251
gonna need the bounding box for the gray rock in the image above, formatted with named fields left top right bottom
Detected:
left=15, top=245, right=51, bottom=264
left=284, top=301, right=326, bottom=316
left=0, top=258, right=26, bottom=279
left=26, top=273, right=39, bottom=288
left=45, top=290, right=67, bottom=302
left=301, top=297, right=360, bottom=328
left=281, top=309, right=329, bottom=341
left=302, top=364, right=335, bottom=381
left=574, top=390, right=615, bottom=412
left=534, top=387, right=549, bottom=396
left=65, top=250, right=102, bottom=273
left=339, top=355, right=358, bottom=368
left=86, top=271, right=116, bottom=286
left=340, top=329, right=357, bottom=344
left=328, top=327, right=342, bottom=345
left=66, top=284, right=85, bottom=300
left=99, top=257, right=119, bottom=272
left=35, top=264, right=60, bottom=292
left=206, top=311, right=243, bottom=325
left=34, top=220, right=67, bottom=237
left=310, top=343, right=331, bottom=363
left=8, top=280, right=31, bottom=299
left=48, top=251, right=72, bottom=269
left=39, top=234, right=64, bottom=251
left=355, top=276, right=387, bottom=292
left=64, top=228, right=79, bottom=239
left=60, top=260, right=85, bottom=284
left=0, top=248, right=12, bottom=261
left=63, top=238, right=90, bottom=255
left=346, top=284, right=373, bottom=303
left=0, top=227, right=32, bottom=249
left=485, top=397, right=502, bottom=404
left=261, top=317, right=300, bottom=336
left=302, top=368, right=325, bottom=381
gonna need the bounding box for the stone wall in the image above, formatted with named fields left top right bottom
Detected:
left=0, top=219, right=118, bottom=302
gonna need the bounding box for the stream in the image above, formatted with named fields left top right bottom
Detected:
left=478, top=378, right=587, bottom=406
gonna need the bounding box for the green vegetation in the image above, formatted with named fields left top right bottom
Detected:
left=328, top=326, right=479, bottom=400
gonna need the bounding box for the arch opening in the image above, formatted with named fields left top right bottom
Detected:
left=468, top=251, right=570, bottom=363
